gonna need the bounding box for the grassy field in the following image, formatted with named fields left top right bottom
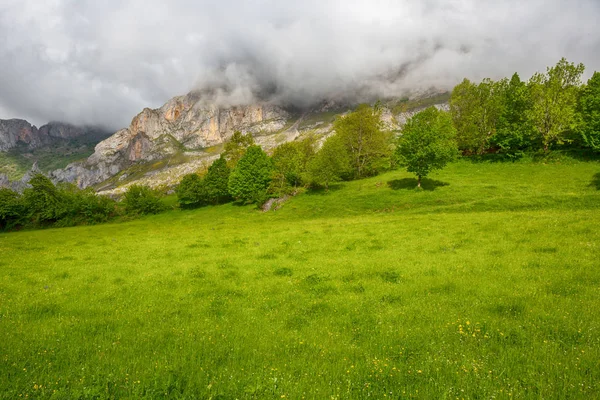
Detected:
left=1, top=159, right=600, bottom=399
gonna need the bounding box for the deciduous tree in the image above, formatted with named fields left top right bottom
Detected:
left=396, top=107, right=458, bottom=188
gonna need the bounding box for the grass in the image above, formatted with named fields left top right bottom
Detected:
left=0, top=142, right=97, bottom=180
left=1, top=158, right=600, bottom=398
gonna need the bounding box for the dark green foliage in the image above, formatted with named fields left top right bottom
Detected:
left=22, top=174, right=69, bottom=224
left=492, top=73, right=536, bottom=158
left=223, top=131, right=255, bottom=168
left=176, top=173, right=207, bottom=209
left=334, top=104, right=392, bottom=178
left=75, top=189, right=118, bottom=224
left=8, top=174, right=117, bottom=228
left=0, top=188, right=25, bottom=230
left=271, top=137, right=316, bottom=194
left=396, top=107, right=458, bottom=187
left=308, top=135, right=351, bottom=190
left=122, top=185, right=165, bottom=215
left=228, top=145, right=273, bottom=204
left=204, top=156, right=232, bottom=204
left=578, top=72, right=600, bottom=151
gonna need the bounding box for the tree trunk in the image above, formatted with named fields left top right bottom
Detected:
left=417, top=175, right=422, bottom=188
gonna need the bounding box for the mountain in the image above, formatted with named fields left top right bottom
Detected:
left=47, top=91, right=449, bottom=194
left=0, top=119, right=111, bottom=182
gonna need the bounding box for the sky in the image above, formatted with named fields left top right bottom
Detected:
left=0, top=0, right=599, bottom=131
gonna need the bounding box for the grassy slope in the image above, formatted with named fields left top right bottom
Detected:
left=0, top=142, right=97, bottom=180
left=1, top=160, right=600, bottom=399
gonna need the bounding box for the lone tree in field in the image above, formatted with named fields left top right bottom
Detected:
left=228, top=145, right=273, bottom=204
left=396, top=107, right=458, bottom=188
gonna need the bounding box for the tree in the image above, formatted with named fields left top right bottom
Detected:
left=493, top=73, right=536, bottom=157
left=223, top=131, right=255, bottom=168
left=271, top=136, right=316, bottom=194
left=228, top=145, right=273, bottom=204
left=578, top=71, right=600, bottom=151
left=176, top=173, right=206, bottom=208
left=22, top=173, right=68, bottom=224
left=334, top=104, right=391, bottom=178
left=396, top=107, right=458, bottom=188
left=450, top=78, right=505, bottom=154
left=308, top=135, right=350, bottom=190
left=122, top=185, right=165, bottom=215
left=528, top=58, right=585, bottom=152
left=204, top=155, right=232, bottom=204
left=0, top=188, right=24, bottom=230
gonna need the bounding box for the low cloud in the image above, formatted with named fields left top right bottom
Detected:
left=0, top=0, right=599, bottom=130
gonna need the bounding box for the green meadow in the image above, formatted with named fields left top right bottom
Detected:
left=1, top=159, right=600, bottom=399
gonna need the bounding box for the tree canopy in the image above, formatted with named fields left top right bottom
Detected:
left=396, top=107, right=458, bottom=188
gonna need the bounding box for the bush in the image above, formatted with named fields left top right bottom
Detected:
left=0, top=188, right=25, bottom=231
left=122, top=185, right=165, bottom=215
left=22, top=174, right=69, bottom=224
left=176, top=174, right=207, bottom=209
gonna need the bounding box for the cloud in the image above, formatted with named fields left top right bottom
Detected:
left=0, top=0, right=598, bottom=130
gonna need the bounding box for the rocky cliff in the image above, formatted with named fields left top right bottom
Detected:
left=49, top=91, right=450, bottom=193
left=52, top=93, right=295, bottom=189
left=0, top=120, right=90, bottom=151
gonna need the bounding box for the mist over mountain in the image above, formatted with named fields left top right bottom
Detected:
left=0, top=0, right=599, bottom=130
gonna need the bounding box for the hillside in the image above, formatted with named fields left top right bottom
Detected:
left=1, top=158, right=599, bottom=398
left=0, top=121, right=111, bottom=181
left=47, top=92, right=450, bottom=194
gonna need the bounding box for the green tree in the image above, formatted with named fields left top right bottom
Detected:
left=204, top=155, right=232, bottom=204
left=396, top=107, right=458, bottom=188
left=228, top=145, right=273, bottom=204
left=176, top=173, right=206, bottom=208
left=223, top=131, right=255, bottom=168
left=450, top=78, right=504, bottom=154
left=493, top=73, right=536, bottom=157
left=578, top=71, right=600, bottom=151
left=0, top=188, right=24, bottom=230
left=334, top=104, right=391, bottom=178
left=528, top=58, right=585, bottom=152
left=122, top=185, right=165, bottom=215
left=308, top=135, right=350, bottom=190
left=271, top=136, right=317, bottom=194
left=22, top=173, right=68, bottom=224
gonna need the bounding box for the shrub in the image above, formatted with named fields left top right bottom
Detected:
left=228, top=145, right=273, bottom=204
left=176, top=174, right=207, bottom=209
left=122, top=185, right=165, bottom=215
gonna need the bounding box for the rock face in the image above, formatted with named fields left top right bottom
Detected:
left=0, top=119, right=89, bottom=151
left=51, top=91, right=450, bottom=191
left=52, top=93, right=293, bottom=188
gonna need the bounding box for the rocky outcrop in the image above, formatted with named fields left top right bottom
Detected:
left=0, top=119, right=91, bottom=151
left=52, top=93, right=293, bottom=188
left=0, top=119, right=48, bottom=151
left=51, top=91, right=450, bottom=190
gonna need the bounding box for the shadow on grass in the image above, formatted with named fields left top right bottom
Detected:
left=591, top=172, right=600, bottom=190
left=305, top=184, right=344, bottom=196
left=387, top=178, right=449, bottom=191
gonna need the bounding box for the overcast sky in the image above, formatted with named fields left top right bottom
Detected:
left=0, top=0, right=599, bottom=130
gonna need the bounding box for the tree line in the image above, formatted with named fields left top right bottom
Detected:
left=450, top=58, right=600, bottom=156
left=2, top=58, right=598, bottom=230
